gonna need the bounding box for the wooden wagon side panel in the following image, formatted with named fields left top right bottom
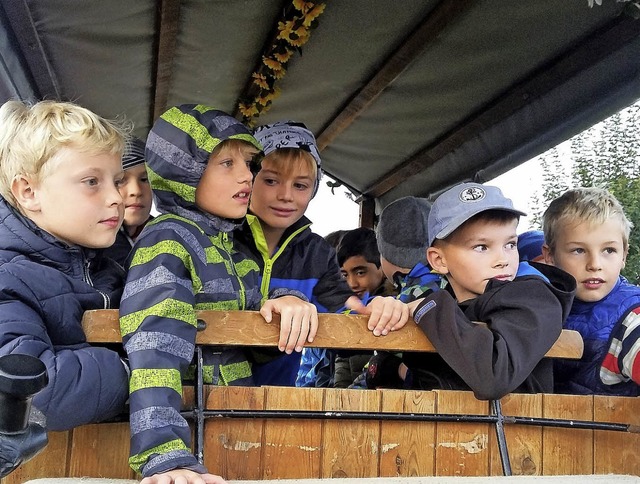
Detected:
left=205, top=386, right=265, bottom=480
left=593, top=395, right=640, bottom=475
left=434, top=391, right=490, bottom=476
left=68, top=422, right=133, bottom=479
left=379, top=389, right=437, bottom=477
left=490, top=393, right=543, bottom=476
left=261, top=386, right=324, bottom=480
left=320, top=388, right=381, bottom=478
left=542, top=394, right=594, bottom=475
left=1, top=430, right=71, bottom=484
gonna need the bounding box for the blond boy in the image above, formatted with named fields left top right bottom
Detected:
left=0, top=100, right=129, bottom=430
left=543, top=187, right=640, bottom=395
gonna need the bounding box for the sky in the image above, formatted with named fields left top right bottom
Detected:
left=306, top=160, right=546, bottom=237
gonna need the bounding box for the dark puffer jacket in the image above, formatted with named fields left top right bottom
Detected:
left=0, top=197, right=128, bottom=431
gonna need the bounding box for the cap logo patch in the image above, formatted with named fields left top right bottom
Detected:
left=459, top=186, right=485, bottom=203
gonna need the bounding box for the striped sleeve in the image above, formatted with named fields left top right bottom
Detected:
left=601, top=305, right=640, bottom=386
left=120, top=219, right=205, bottom=476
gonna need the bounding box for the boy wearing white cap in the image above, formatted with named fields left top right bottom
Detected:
left=391, top=182, right=576, bottom=399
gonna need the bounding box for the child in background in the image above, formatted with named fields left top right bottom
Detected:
left=120, top=106, right=319, bottom=484
left=542, top=187, right=640, bottom=395
left=352, top=196, right=443, bottom=389
left=337, top=227, right=395, bottom=300
left=517, top=229, right=546, bottom=263
left=390, top=183, right=576, bottom=398
left=236, top=120, right=408, bottom=387
left=0, top=100, right=129, bottom=430
left=333, top=227, right=397, bottom=387
left=105, top=136, right=153, bottom=267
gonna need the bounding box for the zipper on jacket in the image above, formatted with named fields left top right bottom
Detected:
left=82, top=254, right=110, bottom=309
left=222, top=232, right=246, bottom=309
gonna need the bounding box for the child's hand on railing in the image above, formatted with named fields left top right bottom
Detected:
left=353, top=295, right=410, bottom=336
left=260, top=296, right=318, bottom=353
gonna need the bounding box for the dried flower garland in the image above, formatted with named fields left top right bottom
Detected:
left=237, top=0, right=326, bottom=126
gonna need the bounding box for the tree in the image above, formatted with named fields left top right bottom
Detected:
left=530, top=100, right=640, bottom=283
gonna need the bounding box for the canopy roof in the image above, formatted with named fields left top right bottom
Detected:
left=1, top=0, right=639, bottom=213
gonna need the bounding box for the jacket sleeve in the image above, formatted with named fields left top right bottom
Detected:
left=412, top=278, right=563, bottom=400
left=601, top=305, right=640, bottom=386
left=0, top=272, right=128, bottom=431
left=119, top=224, right=206, bottom=477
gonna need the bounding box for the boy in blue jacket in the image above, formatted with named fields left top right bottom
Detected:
left=120, top=106, right=322, bottom=484
left=0, top=100, right=129, bottom=430
left=235, top=121, right=408, bottom=387
left=542, top=187, right=640, bottom=395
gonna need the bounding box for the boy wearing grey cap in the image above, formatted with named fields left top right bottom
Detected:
left=392, top=183, right=576, bottom=398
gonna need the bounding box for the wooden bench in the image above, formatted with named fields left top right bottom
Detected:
left=4, top=310, right=640, bottom=482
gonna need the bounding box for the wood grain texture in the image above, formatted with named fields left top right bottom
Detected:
left=82, top=310, right=583, bottom=358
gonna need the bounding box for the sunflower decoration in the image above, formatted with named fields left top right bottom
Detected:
left=237, top=0, right=326, bottom=126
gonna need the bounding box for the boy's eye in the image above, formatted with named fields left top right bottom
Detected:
left=570, top=248, right=585, bottom=255
left=473, top=245, right=487, bottom=252
left=506, top=242, right=517, bottom=250
left=83, top=177, right=99, bottom=187
left=294, top=182, right=310, bottom=191
left=263, top=178, right=277, bottom=186
left=140, top=176, right=149, bottom=184
left=604, top=247, right=617, bottom=254
left=356, top=270, right=367, bottom=277
left=221, top=160, right=233, bottom=167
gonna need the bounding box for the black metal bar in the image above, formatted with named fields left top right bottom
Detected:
left=193, top=346, right=204, bottom=465
left=491, top=399, right=512, bottom=476
left=179, top=407, right=637, bottom=434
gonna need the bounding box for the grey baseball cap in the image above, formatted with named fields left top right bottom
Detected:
left=428, top=182, right=526, bottom=246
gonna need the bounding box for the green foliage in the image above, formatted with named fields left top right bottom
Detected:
left=530, top=101, right=640, bottom=283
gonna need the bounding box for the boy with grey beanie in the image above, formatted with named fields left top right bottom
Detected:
left=373, top=182, right=576, bottom=399
left=362, top=197, right=443, bottom=389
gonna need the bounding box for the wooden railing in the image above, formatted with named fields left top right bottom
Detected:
left=4, top=310, right=639, bottom=482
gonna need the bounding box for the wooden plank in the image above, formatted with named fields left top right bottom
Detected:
left=82, top=310, right=583, bottom=359
left=261, top=387, right=324, bottom=479
left=205, top=386, right=265, bottom=480
left=0, top=430, right=70, bottom=484
left=68, top=423, right=134, bottom=479
left=321, top=388, right=381, bottom=478
left=542, top=394, right=593, bottom=475
left=379, top=389, right=437, bottom=477
left=434, top=391, right=489, bottom=476
left=489, top=394, right=542, bottom=476
left=593, top=395, right=640, bottom=475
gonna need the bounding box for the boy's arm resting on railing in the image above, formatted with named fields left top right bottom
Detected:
left=82, top=309, right=583, bottom=359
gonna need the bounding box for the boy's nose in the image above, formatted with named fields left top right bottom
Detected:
left=586, top=254, right=602, bottom=271
left=237, top=162, right=252, bottom=182
left=278, top=184, right=294, bottom=201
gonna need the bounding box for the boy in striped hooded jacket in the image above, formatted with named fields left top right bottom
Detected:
left=119, top=105, right=319, bottom=484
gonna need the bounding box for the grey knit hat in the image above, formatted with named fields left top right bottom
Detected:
left=122, top=136, right=146, bottom=170
left=376, top=196, right=431, bottom=268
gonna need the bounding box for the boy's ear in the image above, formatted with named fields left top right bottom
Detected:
left=427, top=246, right=449, bottom=275
left=11, top=175, right=41, bottom=213
left=541, top=244, right=554, bottom=265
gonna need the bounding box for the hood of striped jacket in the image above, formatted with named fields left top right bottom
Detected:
left=145, top=104, right=262, bottom=234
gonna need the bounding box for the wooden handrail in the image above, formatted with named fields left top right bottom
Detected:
left=82, top=309, right=583, bottom=359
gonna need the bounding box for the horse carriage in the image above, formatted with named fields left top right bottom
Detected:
left=1, top=0, right=640, bottom=482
